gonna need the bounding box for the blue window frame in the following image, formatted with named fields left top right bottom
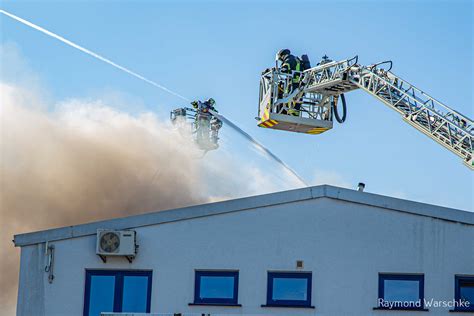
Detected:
left=376, top=274, right=425, bottom=311
left=264, top=272, right=313, bottom=308
left=455, top=276, right=474, bottom=311
left=192, top=270, right=239, bottom=306
left=83, top=270, right=152, bottom=316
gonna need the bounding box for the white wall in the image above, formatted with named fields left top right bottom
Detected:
left=17, top=197, right=474, bottom=316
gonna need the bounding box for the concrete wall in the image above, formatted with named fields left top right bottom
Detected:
left=17, top=197, right=474, bottom=316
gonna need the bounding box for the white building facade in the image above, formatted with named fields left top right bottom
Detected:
left=14, top=185, right=474, bottom=316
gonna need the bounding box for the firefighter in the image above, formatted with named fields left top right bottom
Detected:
left=276, top=49, right=302, bottom=116
left=191, top=98, right=217, bottom=113
left=277, top=49, right=302, bottom=86
left=205, top=98, right=217, bottom=112
left=191, top=98, right=221, bottom=148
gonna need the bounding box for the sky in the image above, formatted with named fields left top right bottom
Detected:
left=1, top=0, right=473, bottom=211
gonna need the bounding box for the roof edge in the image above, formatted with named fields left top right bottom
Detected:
left=13, top=185, right=473, bottom=247
left=323, top=186, right=473, bottom=224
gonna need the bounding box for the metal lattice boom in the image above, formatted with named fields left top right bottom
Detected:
left=257, top=57, right=473, bottom=169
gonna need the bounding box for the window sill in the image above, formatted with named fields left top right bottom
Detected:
left=189, top=303, right=241, bottom=307
left=373, top=307, right=429, bottom=312
left=449, top=310, right=474, bottom=313
left=261, top=304, right=315, bottom=309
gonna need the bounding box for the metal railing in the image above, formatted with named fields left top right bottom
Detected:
left=259, top=69, right=332, bottom=122
left=302, top=56, right=358, bottom=94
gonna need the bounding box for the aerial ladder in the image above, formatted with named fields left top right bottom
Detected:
left=257, top=56, right=473, bottom=169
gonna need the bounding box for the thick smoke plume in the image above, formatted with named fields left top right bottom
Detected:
left=0, top=79, right=299, bottom=314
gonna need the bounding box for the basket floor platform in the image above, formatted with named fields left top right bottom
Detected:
left=258, top=113, right=333, bottom=135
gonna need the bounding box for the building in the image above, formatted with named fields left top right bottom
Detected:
left=14, top=185, right=474, bottom=316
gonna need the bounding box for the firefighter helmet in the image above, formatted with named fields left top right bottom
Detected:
left=276, top=49, right=291, bottom=61
left=207, top=98, right=216, bottom=107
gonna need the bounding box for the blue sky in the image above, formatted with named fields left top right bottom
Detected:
left=1, top=0, right=472, bottom=210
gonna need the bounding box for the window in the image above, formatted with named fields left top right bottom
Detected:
left=264, top=272, right=313, bottom=308
left=376, top=274, right=426, bottom=311
left=192, top=270, right=239, bottom=306
left=454, top=276, right=474, bottom=311
left=83, top=270, right=152, bottom=316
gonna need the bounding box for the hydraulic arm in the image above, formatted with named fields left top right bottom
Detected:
left=257, top=57, right=473, bottom=169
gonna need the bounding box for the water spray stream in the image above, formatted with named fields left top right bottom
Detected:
left=0, top=9, right=308, bottom=186
left=210, top=110, right=308, bottom=186
left=0, top=9, right=190, bottom=102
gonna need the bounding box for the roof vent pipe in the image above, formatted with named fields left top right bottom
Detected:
left=357, top=182, right=365, bottom=192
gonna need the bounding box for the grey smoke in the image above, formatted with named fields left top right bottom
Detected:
left=0, top=81, right=300, bottom=314
left=0, top=9, right=307, bottom=187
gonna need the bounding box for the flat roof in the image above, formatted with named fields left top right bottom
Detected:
left=13, top=185, right=473, bottom=247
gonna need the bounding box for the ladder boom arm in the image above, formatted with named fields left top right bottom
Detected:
left=348, top=66, right=473, bottom=168
left=258, top=57, right=473, bottom=169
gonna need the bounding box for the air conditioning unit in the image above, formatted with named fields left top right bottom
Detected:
left=96, top=229, right=137, bottom=263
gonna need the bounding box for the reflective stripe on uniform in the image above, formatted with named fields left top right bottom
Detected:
left=293, top=60, right=301, bottom=83
left=295, top=60, right=301, bottom=71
